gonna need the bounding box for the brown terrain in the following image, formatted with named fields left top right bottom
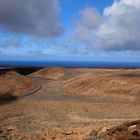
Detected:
left=64, top=69, right=140, bottom=102
left=0, top=67, right=140, bottom=140
left=0, top=71, right=41, bottom=99
left=30, top=67, right=65, bottom=80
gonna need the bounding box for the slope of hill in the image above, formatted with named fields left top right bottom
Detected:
left=29, top=67, right=65, bottom=80
left=0, top=71, right=40, bottom=98
left=64, top=70, right=140, bottom=102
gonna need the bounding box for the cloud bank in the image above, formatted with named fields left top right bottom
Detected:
left=73, top=0, right=140, bottom=51
left=73, top=8, right=101, bottom=48
left=0, top=0, right=63, bottom=37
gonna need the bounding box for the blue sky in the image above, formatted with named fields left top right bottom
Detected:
left=59, top=0, right=113, bottom=27
left=0, top=0, right=140, bottom=62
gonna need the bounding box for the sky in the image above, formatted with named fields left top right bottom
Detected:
left=0, top=0, right=140, bottom=62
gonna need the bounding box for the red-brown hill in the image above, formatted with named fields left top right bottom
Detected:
left=0, top=71, right=39, bottom=98
left=29, top=67, right=65, bottom=80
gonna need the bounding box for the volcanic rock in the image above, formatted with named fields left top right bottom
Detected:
left=0, top=71, right=37, bottom=98
left=30, top=67, right=65, bottom=80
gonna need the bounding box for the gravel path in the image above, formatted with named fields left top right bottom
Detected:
left=23, top=78, right=133, bottom=104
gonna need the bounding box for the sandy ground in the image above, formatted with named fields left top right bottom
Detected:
left=0, top=68, right=140, bottom=140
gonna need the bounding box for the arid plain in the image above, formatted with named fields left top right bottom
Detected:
left=0, top=67, right=140, bottom=140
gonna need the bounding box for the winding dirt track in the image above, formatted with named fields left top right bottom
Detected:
left=24, top=68, right=140, bottom=104
left=23, top=78, right=132, bottom=104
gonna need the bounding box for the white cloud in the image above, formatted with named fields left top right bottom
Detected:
left=73, top=0, right=140, bottom=51
left=72, top=7, right=101, bottom=47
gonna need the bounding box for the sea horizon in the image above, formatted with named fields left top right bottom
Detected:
left=0, top=60, right=140, bottom=68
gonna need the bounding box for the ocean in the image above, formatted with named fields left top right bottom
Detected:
left=0, top=60, right=140, bottom=68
